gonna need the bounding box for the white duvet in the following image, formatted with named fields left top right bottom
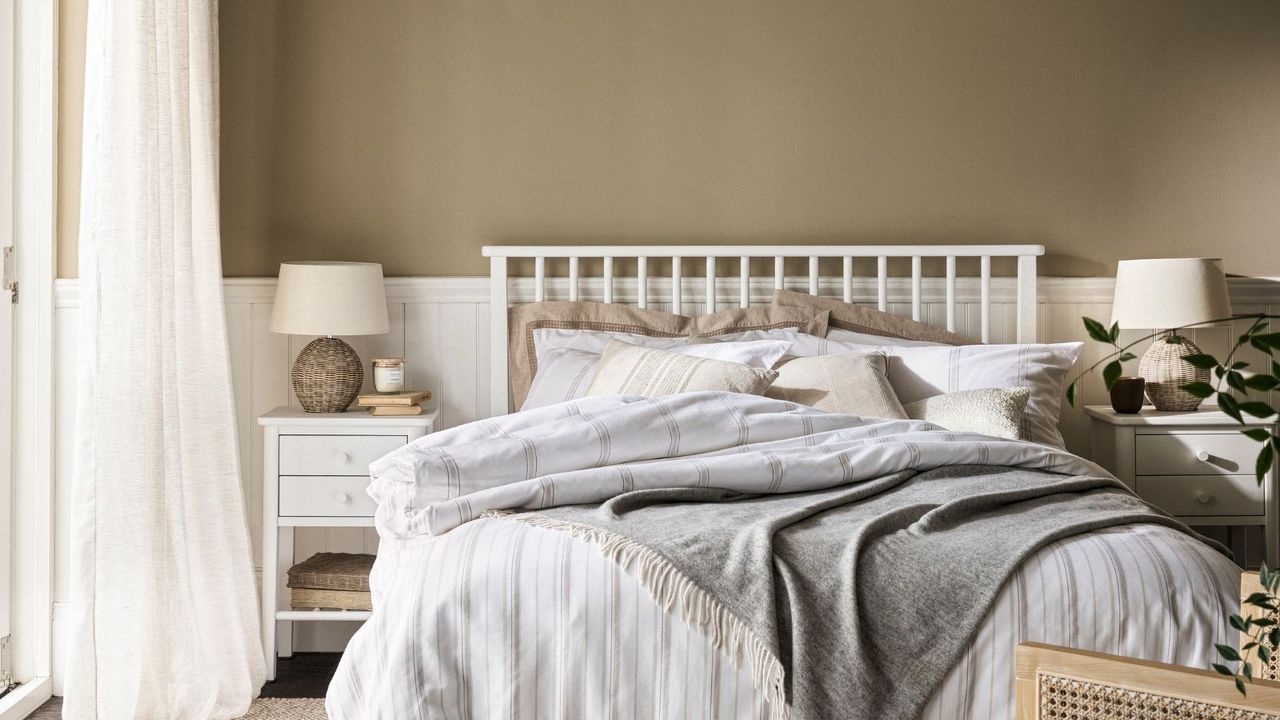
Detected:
left=328, top=393, right=1239, bottom=719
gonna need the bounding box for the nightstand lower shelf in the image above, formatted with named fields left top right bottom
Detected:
left=277, top=610, right=371, bottom=622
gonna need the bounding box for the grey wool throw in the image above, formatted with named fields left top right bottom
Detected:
left=503, top=465, right=1223, bottom=720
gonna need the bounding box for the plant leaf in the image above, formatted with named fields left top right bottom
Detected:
left=1108, top=321, right=1120, bottom=343
left=1184, top=353, right=1221, bottom=370
left=1258, top=443, right=1274, bottom=483
left=1183, top=381, right=1217, bottom=399
left=1228, top=371, right=1248, bottom=394
left=1239, top=401, right=1276, bottom=419
left=1220, top=393, right=1243, bottom=423
left=1065, top=382, right=1077, bottom=408
left=1244, top=428, right=1273, bottom=443
left=1218, top=643, right=1243, bottom=662
left=1231, top=614, right=1250, bottom=632
left=1244, top=375, right=1280, bottom=392
left=1083, top=317, right=1112, bottom=344
left=1103, top=360, right=1123, bottom=390
left=1253, top=332, right=1280, bottom=349
left=1236, top=676, right=1247, bottom=696
left=1117, top=352, right=1136, bottom=363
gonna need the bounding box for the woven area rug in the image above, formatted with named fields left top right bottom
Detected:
left=243, top=697, right=327, bottom=719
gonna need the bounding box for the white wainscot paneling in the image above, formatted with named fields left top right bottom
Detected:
left=49, top=276, right=1280, bottom=668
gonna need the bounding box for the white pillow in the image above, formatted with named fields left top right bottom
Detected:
left=780, top=334, right=1082, bottom=448
left=523, top=338, right=793, bottom=410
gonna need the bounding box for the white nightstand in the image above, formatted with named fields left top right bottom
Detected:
left=1086, top=405, right=1278, bottom=566
left=258, top=406, right=438, bottom=681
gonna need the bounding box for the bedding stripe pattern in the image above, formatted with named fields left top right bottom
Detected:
left=327, top=518, right=1237, bottom=719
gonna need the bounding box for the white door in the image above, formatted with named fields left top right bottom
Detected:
left=0, top=0, right=15, bottom=690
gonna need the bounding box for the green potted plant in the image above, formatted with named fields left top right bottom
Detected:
left=1067, top=313, right=1280, bottom=693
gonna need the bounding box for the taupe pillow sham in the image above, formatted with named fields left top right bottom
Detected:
left=765, top=352, right=907, bottom=420
left=506, top=301, right=827, bottom=408
left=585, top=340, right=779, bottom=399
left=772, top=289, right=977, bottom=346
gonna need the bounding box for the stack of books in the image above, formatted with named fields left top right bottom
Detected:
left=356, top=390, right=432, bottom=416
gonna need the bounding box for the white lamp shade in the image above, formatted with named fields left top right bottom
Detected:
left=1110, top=258, right=1232, bottom=330
left=269, top=261, right=390, bottom=336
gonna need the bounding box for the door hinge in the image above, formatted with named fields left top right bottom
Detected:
left=2, top=246, right=15, bottom=304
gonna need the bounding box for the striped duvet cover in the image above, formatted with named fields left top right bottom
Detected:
left=326, top=394, right=1240, bottom=719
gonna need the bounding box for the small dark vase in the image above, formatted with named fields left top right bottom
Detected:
left=1109, top=376, right=1146, bottom=414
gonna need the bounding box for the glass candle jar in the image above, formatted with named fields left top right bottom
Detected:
left=372, top=357, right=405, bottom=394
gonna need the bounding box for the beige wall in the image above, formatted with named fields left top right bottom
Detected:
left=57, top=0, right=1280, bottom=278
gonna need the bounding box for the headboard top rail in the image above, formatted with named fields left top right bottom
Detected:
left=482, top=245, right=1045, bottom=258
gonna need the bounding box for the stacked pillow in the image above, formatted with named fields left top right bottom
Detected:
left=519, top=294, right=1082, bottom=448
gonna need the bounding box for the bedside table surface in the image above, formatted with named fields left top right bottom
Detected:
left=258, top=406, right=439, bottom=427
left=1084, top=405, right=1273, bottom=427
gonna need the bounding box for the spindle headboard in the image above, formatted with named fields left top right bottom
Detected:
left=482, top=244, right=1045, bottom=417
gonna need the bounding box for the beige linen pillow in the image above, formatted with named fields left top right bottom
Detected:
left=903, top=387, right=1032, bottom=440
left=585, top=340, right=778, bottom=398
left=507, top=301, right=828, bottom=408
left=772, top=289, right=977, bottom=345
left=765, top=352, right=907, bottom=420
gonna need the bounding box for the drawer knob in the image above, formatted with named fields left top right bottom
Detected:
left=334, top=492, right=351, bottom=505
left=1196, top=491, right=1212, bottom=505
left=334, top=451, right=351, bottom=464
left=1196, top=451, right=1212, bottom=462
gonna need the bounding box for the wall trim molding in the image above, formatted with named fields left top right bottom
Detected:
left=54, top=275, right=1280, bottom=309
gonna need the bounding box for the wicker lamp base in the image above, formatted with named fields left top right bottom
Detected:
left=292, top=336, right=363, bottom=412
left=1139, top=334, right=1209, bottom=412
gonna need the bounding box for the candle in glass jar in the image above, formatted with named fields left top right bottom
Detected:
left=372, top=358, right=405, bottom=394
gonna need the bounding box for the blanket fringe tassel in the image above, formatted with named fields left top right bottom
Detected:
left=485, top=510, right=792, bottom=720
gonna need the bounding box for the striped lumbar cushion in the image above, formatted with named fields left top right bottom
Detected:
left=586, top=340, right=778, bottom=398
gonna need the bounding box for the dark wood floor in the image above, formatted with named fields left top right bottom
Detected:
left=261, top=652, right=343, bottom=698
left=30, top=653, right=342, bottom=717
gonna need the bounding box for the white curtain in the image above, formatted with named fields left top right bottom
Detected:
left=66, top=1, right=264, bottom=717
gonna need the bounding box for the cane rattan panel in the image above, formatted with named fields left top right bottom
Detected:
left=1037, top=671, right=1280, bottom=720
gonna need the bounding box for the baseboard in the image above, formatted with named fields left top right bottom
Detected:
left=0, top=677, right=52, bottom=718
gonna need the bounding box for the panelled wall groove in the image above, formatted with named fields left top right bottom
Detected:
left=46, top=275, right=1280, bottom=668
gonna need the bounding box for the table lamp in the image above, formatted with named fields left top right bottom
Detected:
left=270, top=261, right=389, bottom=412
left=1111, top=258, right=1232, bottom=411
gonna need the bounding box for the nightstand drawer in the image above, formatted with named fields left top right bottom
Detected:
left=279, top=476, right=377, bottom=517
left=279, top=434, right=406, bottom=476
left=1134, top=433, right=1256, bottom=476
left=1136, top=474, right=1264, bottom=517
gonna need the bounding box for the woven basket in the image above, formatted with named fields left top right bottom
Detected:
left=287, top=552, right=374, bottom=592
left=1139, top=335, right=1209, bottom=411
left=292, top=337, right=363, bottom=413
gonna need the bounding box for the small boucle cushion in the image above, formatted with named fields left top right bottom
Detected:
left=904, top=387, right=1032, bottom=440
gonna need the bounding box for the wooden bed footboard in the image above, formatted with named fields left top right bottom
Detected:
left=1016, top=571, right=1280, bottom=718
left=1015, top=643, right=1280, bottom=718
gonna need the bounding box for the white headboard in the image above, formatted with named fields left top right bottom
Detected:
left=482, top=244, right=1045, bottom=417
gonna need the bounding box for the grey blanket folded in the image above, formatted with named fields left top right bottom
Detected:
left=506, top=465, right=1223, bottom=720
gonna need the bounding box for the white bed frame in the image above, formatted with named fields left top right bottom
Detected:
left=482, top=244, right=1045, bottom=417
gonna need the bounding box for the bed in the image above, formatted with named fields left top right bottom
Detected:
left=325, top=245, right=1241, bottom=720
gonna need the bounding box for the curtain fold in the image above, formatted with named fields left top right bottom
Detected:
left=66, top=0, right=265, bottom=717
